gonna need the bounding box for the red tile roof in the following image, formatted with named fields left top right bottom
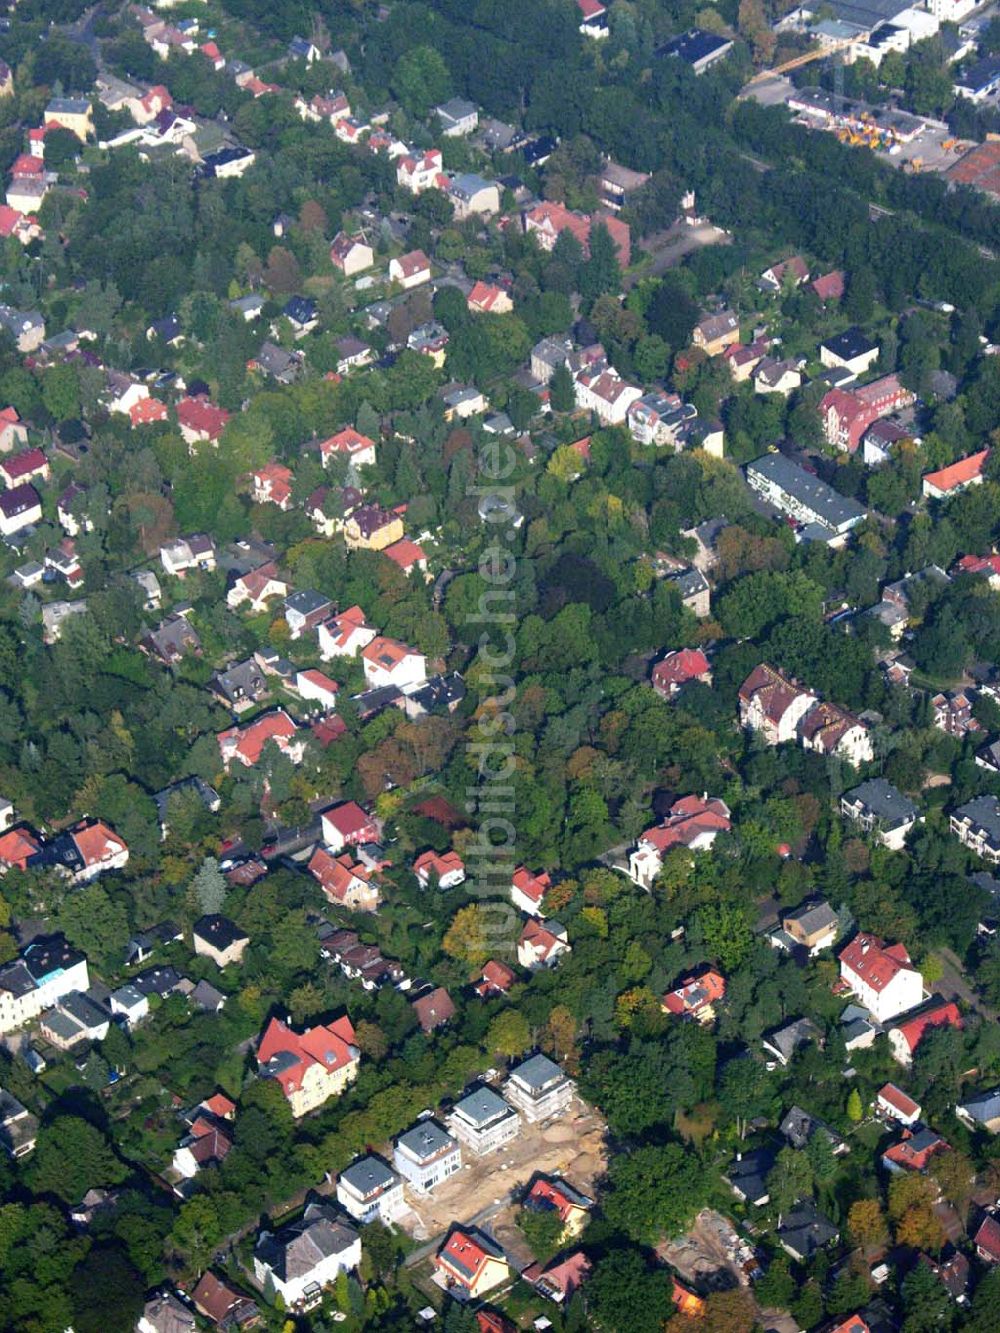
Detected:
left=652, top=647, right=710, bottom=691
left=322, top=800, right=373, bottom=839
left=923, top=449, right=990, bottom=496
left=308, top=847, right=373, bottom=903
left=217, top=709, right=298, bottom=766
left=811, top=270, right=845, bottom=301
left=0, top=826, right=41, bottom=870
left=639, top=794, right=731, bottom=854
left=468, top=281, right=508, bottom=312
left=839, top=933, right=915, bottom=993
left=69, top=819, right=127, bottom=867
left=383, top=537, right=426, bottom=571
left=412, top=986, right=456, bottom=1032
left=394, top=249, right=430, bottom=278
left=891, top=1001, right=962, bottom=1056
left=512, top=865, right=551, bottom=905
left=663, top=966, right=726, bottom=1016
left=320, top=426, right=376, bottom=458
left=129, top=396, right=168, bottom=425
left=413, top=848, right=464, bottom=881
left=878, top=1082, right=921, bottom=1119
left=1, top=447, right=47, bottom=482
left=176, top=396, right=230, bottom=440
left=257, top=1014, right=357, bottom=1093
left=977, top=1214, right=1000, bottom=1262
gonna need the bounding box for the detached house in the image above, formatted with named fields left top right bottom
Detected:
left=192, top=914, right=249, bottom=967
left=344, top=505, right=404, bottom=551
left=393, top=1119, right=461, bottom=1193
left=524, top=1176, right=593, bottom=1238
left=504, top=1054, right=575, bottom=1123
left=320, top=426, right=377, bottom=468
left=389, top=249, right=431, bottom=289
left=882, top=1126, right=950, bottom=1174
left=320, top=801, right=378, bottom=852
left=573, top=365, right=642, bottom=426
left=397, top=148, right=445, bottom=194
left=888, top=999, right=962, bottom=1066
left=226, top=562, right=288, bottom=612
left=518, top=918, right=570, bottom=970
left=628, top=794, right=731, bottom=890
left=957, top=1087, right=1000, bottom=1134
left=651, top=647, right=711, bottom=698
left=524, top=201, right=630, bottom=265
left=253, top=1200, right=361, bottom=1308
left=285, top=589, right=333, bottom=641
left=336, top=1155, right=405, bottom=1224
left=361, top=636, right=426, bottom=690
left=318, top=606, right=377, bottom=660
left=839, top=933, right=924, bottom=1023
left=257, top=1015, right=359, bottom=1117
left=413, top=848, right=466, bottom=890
left=62, top=819, right=129, bottom=882
left=780, top=900, right=839, bottom=954
left=841, top=779, right=920, bottom=850
left=435, top=1228, right=510, bottom=1301
left=739, top=663, right=816, bottom=743
left=329, top=232, right=373, bottom=276
left=0, top=484, right=41, bottom=536
left=951, top=795, right=1000, bottom=864
left=662, top=967, right=726, bottom=1023
left=923, top=449, right=990, bottom=500
left=447, top=1086, right=520, bottom=1155
left=0, top=406, right=27, bottom=454
left=308, top=848, right=381, bottom=912
left=251, top=462, right=293, bottom=509
left=819, top=327, right=880, bottom=376
left=468, top=281, right=513, bottom=315
left=0, top=447, right=48, bottom=488
left=436, top=97, right=478, bottom=136
left=175, top=396, right=228, bottom=448
left=510, top=866, right=551, bottom=916
left=692, top=310, right=740, bottom=356
left=217, top=709, right=304, bottom=771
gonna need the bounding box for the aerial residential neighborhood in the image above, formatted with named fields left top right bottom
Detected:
left=2, top=0, right=1000, bottom=1329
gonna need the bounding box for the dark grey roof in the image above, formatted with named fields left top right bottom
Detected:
left=0, top=960, right=35, bottom=999
left=657, top=28, right=733, bottom=65
left=193, top=914, right=247, bottom=952
left=133, top=964, right=183, bottom=997
left=285, top=589, right=330, bottom=617
left=58, top=990, right=109, bottom=1029
left=955, top=54, right=1000, bottom=94
left=437, top=97, right=477, bottom=123
left=844, top=778, right=918, bottom=827
left=954, top=795, right=1000, bottom=843
left=959, top=1087, right=1000, bottom=1124
left=821, top=327, right=878, bottom=361
left=23, top=934, right=84, bottom=982
left=783, top=899, right=838, bottom=936
left=726, top=1147, right=774, bottom=1204
left=777, top=1201, right=838, bottom=1257
left=508, top=1053, right=565, bottom=1092
left=254, top=1200, right=358, bottom=1283
left=396, top=1119, right=457, bottom=1160
left=747, top=454, right=866, bottom=532
left=190, top=979, right=226, bottom=1010
left=211, top=658, right=267, bottom=705
left=764, top=1017, right=822, bottom=1063
left=453, top=1085, right=513, bottom=1127
left=339, top=1154, right=398, bottom=1196
left=153, top=776, right=220, bottom=826
left=669, top=566, right=709, bottom=599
